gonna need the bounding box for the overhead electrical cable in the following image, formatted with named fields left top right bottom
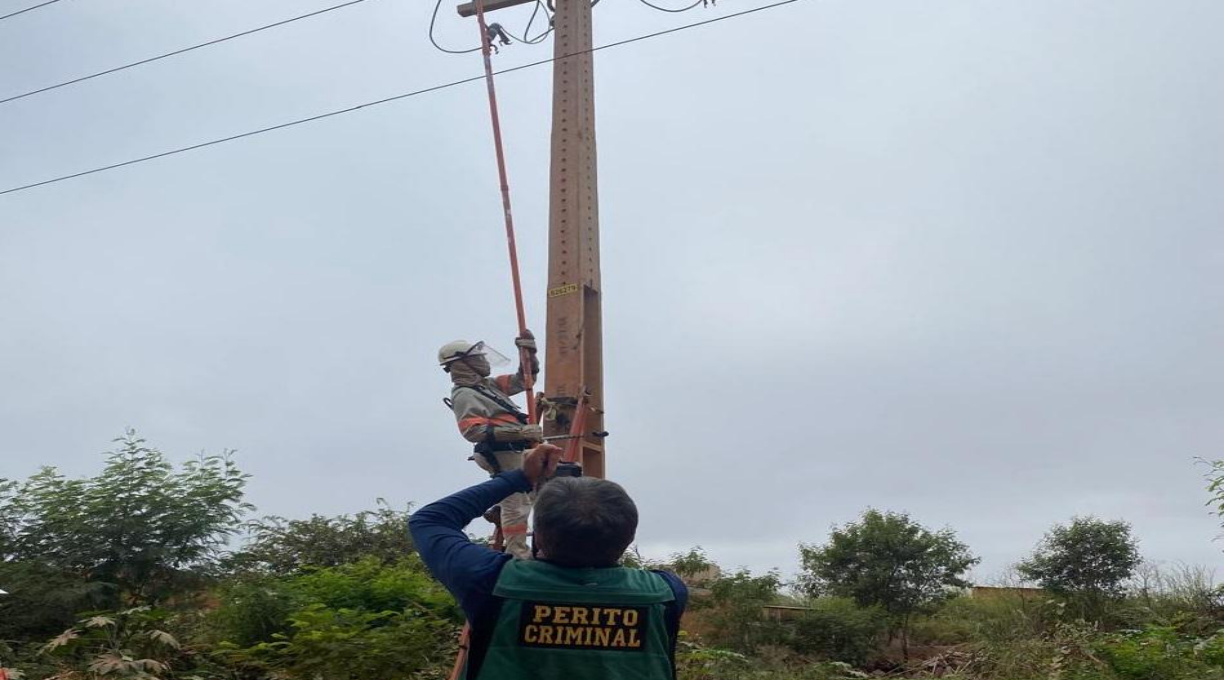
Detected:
left=0, top=0, right=801, bottom=198
left=502, top=0, right=552, bottom=45
left=636, top=0, right=704, bottom=12
left=0, top=0, right=63, bottom=22
left=0, top=0, right=369, bottom=106
left=429, top=0, right=481, bottom=53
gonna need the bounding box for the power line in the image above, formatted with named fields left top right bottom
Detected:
left=429, top=0, right=480, bottom=54
left=0, top=0, right=63, bottom=22
left=0, top=0, right=801, bottom=198
left=637, top=0, right=704, bottom=13
left=0, top=0, right=370, bottom=107
left=502, top=0, right=553, bottom=45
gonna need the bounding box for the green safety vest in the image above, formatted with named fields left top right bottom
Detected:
left=467, top=560, right=678, bottom=680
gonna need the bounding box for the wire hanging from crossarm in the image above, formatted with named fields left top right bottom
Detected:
left=429, top=0, right=482, bottom=53
left=637, top=0, right=705, bottom=12
left=501, top=0, right=553, bottom=45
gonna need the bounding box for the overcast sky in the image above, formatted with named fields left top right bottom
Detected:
left=1, top=0, right=1221, bottom=583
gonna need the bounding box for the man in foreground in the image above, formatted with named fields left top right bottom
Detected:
left=409, top=444, right=688, bottom=679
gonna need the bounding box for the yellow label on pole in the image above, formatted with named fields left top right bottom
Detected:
left=548, top=283, right=580, bottom=298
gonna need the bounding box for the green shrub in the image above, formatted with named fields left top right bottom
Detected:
left=915, top=594, right=1057, bottom=646
left=37, top=607, right=187, bottom=680
left=222, top=605, right=456, bottom=680
left=289, top=554, right=455, bottom=615
left=207, top=577, right=297, bottom=648
left=225, top=502, right=414, bottom=576
left=789, top=597, right=886, bottom=665
left=920, top=620, right=1112, bottom=680
left=1097, top=625, right=1224, bottom=680
left=675, top=636, right=857, bottom=680
left=697, top=569, right=790, bottom=654
left=210, top=557, right=461, bottom=680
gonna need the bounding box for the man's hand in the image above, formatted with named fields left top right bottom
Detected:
left=515, top=329, right=537, bottom=353
left=522, top=443, right=563, bottom=485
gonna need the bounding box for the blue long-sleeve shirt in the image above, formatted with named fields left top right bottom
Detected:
left=409, top=469, right=688, bottom=624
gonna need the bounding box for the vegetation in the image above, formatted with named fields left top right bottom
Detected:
left=798, top=509, right=979, bottom=655
left=2, top=435, right=1223, bottom=680
left=1018, top=517, right=1141, bottom=620
left=1, top=430, right=249, bottom=609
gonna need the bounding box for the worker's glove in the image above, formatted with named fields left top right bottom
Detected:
left=494, top=423, right=543, bottom=444
left=521, top=352, right=540, bottom=377
left=515, top=330, right=537, bottom=353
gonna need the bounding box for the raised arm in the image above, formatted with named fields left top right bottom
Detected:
left=409, top=471, right=528, bottom=619
left=493, top=330, right=540, bottom=396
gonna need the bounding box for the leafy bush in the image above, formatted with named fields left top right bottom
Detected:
left=675, top=636, right=860, bottom=680
left=205, top=576, right=297, bottom=648
left=789, top=597, right=886, bottom=666
left=38, top=607, right=185, bottom=680
left=225, top=502, right=413, bottom=576
left=0, top=562, right=111, bottom=642
left=289, top=555, right=454, bottom=615
left=914, top=594, right=1058, bottom=646
left=692, top=568, right=790, bottom=654
left=1097, top=625, right=1224, bottom=680
left=221, top=605, right=456, bottom=680
left=676, top=638, right=753, bottom=680
left=945, top=620, right=1111, bottom=680
left=0, top=431, right=250, bottom=609
left=210, top=557, right=461, bottom=680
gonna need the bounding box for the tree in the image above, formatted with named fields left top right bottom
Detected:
left=1017, top=516, right=1140, bottom=618
left=0, top=430, right=251, bottom=607
left=798, top=509, right=978, bottom=654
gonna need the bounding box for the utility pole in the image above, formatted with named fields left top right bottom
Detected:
left=541, top=0, right=605, bottom=479
left=458, top=0, right=606, bottom=478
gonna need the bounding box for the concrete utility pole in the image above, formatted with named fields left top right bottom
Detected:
left=541, top=0, right=605, bottom=479
left=458, top=0, right=606, bottom=478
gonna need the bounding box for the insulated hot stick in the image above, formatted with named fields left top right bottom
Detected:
left=473, top=0, right=539, bottom=427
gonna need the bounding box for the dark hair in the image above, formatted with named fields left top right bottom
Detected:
left=533, top=477, right=638, bottom=568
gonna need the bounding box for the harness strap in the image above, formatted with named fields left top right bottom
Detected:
left=466, top=383, right=529, bottom=423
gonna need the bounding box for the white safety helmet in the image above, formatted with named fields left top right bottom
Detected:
left=437, top=340, right=510, bottom=368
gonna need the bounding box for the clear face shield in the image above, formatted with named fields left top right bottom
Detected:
left=458, top=341, right=511, bottom=376
left=466, top=341, right=511, bottom=366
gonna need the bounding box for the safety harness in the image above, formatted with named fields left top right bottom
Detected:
left=444, top=382, right=530, bottom=474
